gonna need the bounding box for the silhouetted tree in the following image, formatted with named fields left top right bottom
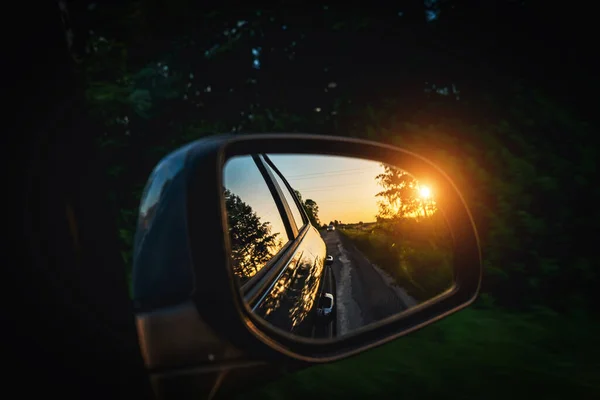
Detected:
left=304, top=199, right=320, bottom=228
left=294, top=189, right=320, bottom=228
left=375, top=165, right=425, bottom=220
left=224, top=189, right=282, bottom=283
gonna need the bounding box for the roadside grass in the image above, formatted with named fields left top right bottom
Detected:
left=339, top=227, right=453, bottom=302
left=234, top=307, right=600, bottom=400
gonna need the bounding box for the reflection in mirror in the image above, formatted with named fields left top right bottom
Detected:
left=222, top=155, right=289, bottom=285
left=223, top=154, right=454, bottom=340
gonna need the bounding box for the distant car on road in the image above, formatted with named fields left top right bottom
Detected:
left=327, top=224, right=335, bottom=232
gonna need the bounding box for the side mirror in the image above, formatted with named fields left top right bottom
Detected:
left=132, top=133, right=481, bottom=396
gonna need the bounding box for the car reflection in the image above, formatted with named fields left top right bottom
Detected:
left=253, top=228, right=326, bottom=336
left=257, top=250, right=302, bottom=320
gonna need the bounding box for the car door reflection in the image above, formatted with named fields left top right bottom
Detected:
left=253, top=226, right=327, bottom=337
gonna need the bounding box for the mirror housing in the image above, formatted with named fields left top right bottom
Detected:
left=134, top=133, right=481, bottom=371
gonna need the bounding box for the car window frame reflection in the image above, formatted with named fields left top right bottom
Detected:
left=261, top=154, right=308, bottom=232
left=225, top=154, right=312, bottom=298
left=224, top=155, right=291, bottom=287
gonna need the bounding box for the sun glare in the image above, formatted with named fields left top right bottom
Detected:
left=419, top=186, right=431, bottom=199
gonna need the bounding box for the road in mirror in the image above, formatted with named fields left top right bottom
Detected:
left=223, top=154, right=454, bottom=340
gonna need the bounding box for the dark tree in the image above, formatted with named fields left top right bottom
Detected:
left=304, top=199, right=320, bottom=228
left=224, top=189, right=282, bottom=282
left=294, top=189, right=321, bottom=228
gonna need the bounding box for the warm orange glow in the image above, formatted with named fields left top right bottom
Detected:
left=266, top=155, right=439, bottom=224
left=270, top=155, right=384, bottom=224
left=419, top=186, right=431, bottom=199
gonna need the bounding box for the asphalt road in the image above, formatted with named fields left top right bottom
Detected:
left=320, top=229, right=416, bottom=337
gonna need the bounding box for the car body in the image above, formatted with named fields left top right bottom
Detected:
left=327, top=224, right=335, bottom=231
left=224, top=154, right=337, bottom=339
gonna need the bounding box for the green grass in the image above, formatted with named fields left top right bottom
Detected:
left=234, top=308, right=600, bottom=400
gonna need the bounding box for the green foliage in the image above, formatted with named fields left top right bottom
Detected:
left=128, top=89, right=152, bottom=118
left=340, top=227, right=453, bottom=301
left=358, top=99, right=598, bottom=311
left=234, top=308, right=600, bottom=400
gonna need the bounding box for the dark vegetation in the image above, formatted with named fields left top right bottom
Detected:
left=294, top=190, right=320, bottom=228
left=340, top=226, right=453, bottom=302
left=59, top=1, right=599, bottom=398
left=224, top=188, right=283, bottom=283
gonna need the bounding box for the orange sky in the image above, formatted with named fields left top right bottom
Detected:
left=269, top=154, right=387, bottom=225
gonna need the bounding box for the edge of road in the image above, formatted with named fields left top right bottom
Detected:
left=335, top=229, right=419, bottom=309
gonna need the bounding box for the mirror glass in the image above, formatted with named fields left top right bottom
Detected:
left=223, top=154, right=454, bottom=340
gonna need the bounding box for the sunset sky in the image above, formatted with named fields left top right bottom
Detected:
left=268, top=154, right=385, bottom=225
left=224, top=154, right=387, bottom=229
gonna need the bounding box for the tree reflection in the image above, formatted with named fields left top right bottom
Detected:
left=375, top=165, right=438, bottom=220
left=294, top=189, right=321, bottom=228
left=346, top=163, right=455, bottom=301
left=224, top=188, right=283, bottom=283
left=253, top=233, right=325, bottom=335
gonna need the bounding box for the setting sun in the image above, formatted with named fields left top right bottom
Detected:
left=419, top=186, right=432, bottom=199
